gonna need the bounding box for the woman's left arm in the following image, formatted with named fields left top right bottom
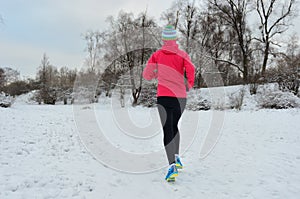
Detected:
left=143, top=53, right=158, bottom=80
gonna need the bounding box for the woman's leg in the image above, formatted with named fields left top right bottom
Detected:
left=157, top=97, right=177, bottom=164
left=172, top=98, right=186, bottom=155
left=157, top=97, right=186, bottom=165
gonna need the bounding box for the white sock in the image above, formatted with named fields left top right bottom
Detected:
left=170, top=163, right=176, bottom=168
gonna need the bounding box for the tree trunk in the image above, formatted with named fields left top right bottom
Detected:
left=242, top=54, right=249, bottom=83
left=261, top=41, right=270, bottom=76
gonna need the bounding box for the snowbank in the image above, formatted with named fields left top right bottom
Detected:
left=0, top=104, right=300, bottom=198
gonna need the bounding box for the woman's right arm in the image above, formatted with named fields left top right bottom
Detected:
left=183, top=54, right=195, bottom=90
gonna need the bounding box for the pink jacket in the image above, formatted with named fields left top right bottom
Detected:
left=143, top=41, right=195, bottom=98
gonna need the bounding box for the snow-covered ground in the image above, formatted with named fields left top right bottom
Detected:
left=1, top=91, right=300, bottom=199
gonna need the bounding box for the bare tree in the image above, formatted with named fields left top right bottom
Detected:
left=59, top=66, right=77, bottom=90
left=104, top=11, right=157, bottom=106
left=111, top=11, right=138, bottom=105
left=161, top=0, right=200, bottom=54
left=179, top=0, right=200, bottom=54
left=36, top=53, right=59, bottom=104
left=37, top=53, right=50, bottom=104
left=38, top=53, right=50, bottom=88
left=208, top=0, right=253, bottom=83
left=255, top=0, right=296, bottom=76
left=132, top=10, right=157, bottom=105
left=83, top=31, right=105, bottom=73
left=161, top=1, right=181, bottom=28
left=2, top=67, right=20, bottom=84
left=195, top=6, right=237, bottom=87
left=273, top=34, right=300, bottom=95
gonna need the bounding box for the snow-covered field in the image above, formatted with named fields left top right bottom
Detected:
left=1, top=91, right=300, bottom=199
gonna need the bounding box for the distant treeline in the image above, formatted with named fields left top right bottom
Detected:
left=1, top=0, right=299, bottom=105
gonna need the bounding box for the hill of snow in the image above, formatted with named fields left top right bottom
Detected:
left=1, top=87, right=300, bottom=198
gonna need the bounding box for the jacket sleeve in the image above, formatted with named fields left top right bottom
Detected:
left=143, top=52, right=158, bottom=80
left=184, top=54, right=195, bottom=90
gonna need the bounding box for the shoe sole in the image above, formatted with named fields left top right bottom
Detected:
left=167, top=177, right=175, bottom=182
left=176, top=164, right=183, bottom=169
left=166, top=173, right=178, bottom=182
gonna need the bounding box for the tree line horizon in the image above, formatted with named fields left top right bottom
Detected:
left=1, top=0, right=299, bottom=105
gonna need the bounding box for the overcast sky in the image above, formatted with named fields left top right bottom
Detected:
left=0, top=0, right=299, bottom=78
left=0, top=0, right=173, bottom=78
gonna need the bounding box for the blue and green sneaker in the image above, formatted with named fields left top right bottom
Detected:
left=175, top=154, right=183, bottom=169
left=165, top=163, right=178, bottom=182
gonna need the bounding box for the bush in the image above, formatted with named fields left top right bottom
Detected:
left=32, top=88, right=57, bottom=105
left=256, top=88, right=300, bottom=109
left=32, top=91, right=42, bottom=104
left=40, top=88, right=57, bottom=105
left=55, top=88, right=73, bottom=105
left=211, top=99, right=226, bottom=110
left=186, top=98, right=211, bottom=111
left=138, top=86, right=157, bottom=107
left=228, top=88, right=245, bottom=110
left=0, top=92, right=14, bottom=108
left=4, top=80, right=31, bottom=97
left=278, top=77, right=299, bottom=96
left=72, top=86, right=99, bottom=104
left=249, top=83, right=258, bottom=95
left=186, top=90, right=211, bottom=111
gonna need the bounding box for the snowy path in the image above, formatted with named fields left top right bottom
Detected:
left=1, top=104, right=300, bottom=199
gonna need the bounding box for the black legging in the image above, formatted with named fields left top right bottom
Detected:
left=157, top=97, right=187, bottom=165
